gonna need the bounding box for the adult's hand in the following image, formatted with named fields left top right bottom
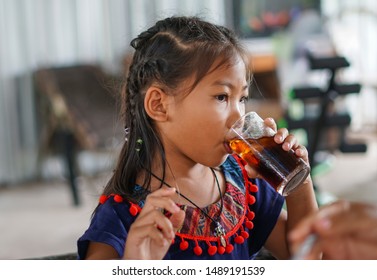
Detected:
left=289, top=200, right=377, bottom=259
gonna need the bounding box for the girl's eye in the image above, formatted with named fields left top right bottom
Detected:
left=240, top=96, right=249, bottom=103
left=215, top=94, right=228, bottom=102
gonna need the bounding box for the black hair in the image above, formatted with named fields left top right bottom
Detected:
left=101, top=16, right=250, bottom=203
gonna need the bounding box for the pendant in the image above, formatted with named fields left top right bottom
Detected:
left=214, top=222, right=227, bottom=247
left=219, top=235, right=227, bottom=248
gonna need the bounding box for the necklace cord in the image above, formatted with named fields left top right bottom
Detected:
left=211, top=168, right=223, bottom=217
left=148, top=168, right=224, bottom=225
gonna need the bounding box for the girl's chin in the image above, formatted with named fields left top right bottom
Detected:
left=207, top=155, right=229, bottom=168
left=218, top=154, right=232, bottom=166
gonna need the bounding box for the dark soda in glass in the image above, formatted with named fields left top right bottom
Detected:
left=229, top=136, right=310, bottom=195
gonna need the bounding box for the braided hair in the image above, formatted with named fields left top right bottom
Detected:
left=102, top=16, right=250, bottom=202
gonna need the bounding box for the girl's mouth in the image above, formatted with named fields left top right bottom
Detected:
left=223, top=142, right=233, bottom=154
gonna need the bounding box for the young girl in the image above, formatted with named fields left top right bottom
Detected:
left=77, top=16, right=318, bottom=260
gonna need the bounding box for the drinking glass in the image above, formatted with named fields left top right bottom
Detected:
left=227, top=111, right=310, bottom=196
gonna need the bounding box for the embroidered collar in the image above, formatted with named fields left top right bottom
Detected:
left=98, top=155, right=258, bottom=256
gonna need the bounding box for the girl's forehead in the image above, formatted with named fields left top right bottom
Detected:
left=204, top=57, right=248, bottom=81
left=172, top=53, right=249, bottom=96
left=193, top=60, right=248, bottom=90
left=209, top=54, right=247, bottom=72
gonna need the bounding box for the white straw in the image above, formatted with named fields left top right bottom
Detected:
left=291, top=234, right=317, bottom=260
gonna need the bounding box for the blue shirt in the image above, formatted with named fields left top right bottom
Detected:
left=77, top=155, right=284, bottom=259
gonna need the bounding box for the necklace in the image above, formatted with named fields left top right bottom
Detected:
left=149, top=168, right=227, bottom=247
left=98, top=154, right=259, bottom=256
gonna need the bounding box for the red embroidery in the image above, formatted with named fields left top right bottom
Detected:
left=98, top=155, right=258, bottom=257
left=172, top=155, right=257, bottom=256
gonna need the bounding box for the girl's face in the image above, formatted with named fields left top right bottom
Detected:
left=161, top=56, right=249, bottom=167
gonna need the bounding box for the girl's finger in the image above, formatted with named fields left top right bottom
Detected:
left=274, top=128, right=288, bottom=144
left=170, top=209, right=185, bottom=232
left=294, top=145, right=308, bottom=158
left=264, top=117, right=277, bottom=132
left=140, top=187, right=181, bottom=217
left=133, top=208, right=176, bottom=240
left=281, top=134, right=298, bottom=151
left=129, top=222, right=171, bottom=247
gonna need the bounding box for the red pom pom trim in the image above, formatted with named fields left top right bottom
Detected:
left=241, top=230, right=249, bottom=239
left=247, top=211, right=255, bottom=221
left=129, top=203, right=139, bottom=216
left=114, top=194, right=123, bottom=203
left=194, top=240, right=202, bottom=256
left=194, top=245, right=202, bottom=256
left=217, top=245, right=226, bottom=255
left=99, top=195, right=108, bottom=204
left=208, top=245, right=217, bottom=256
left=206, top=241, right=217, bottom=256
left=234, top=235, right=244, bottom=244
left=245, top=220, right=254, bottom=229
left=248, top=194, right=256, bottom=205
left=180, top=239, right=189, bottom=251
left=225, top=244, right=234, bottom=254
left=249, top=183, right=258, bottom=193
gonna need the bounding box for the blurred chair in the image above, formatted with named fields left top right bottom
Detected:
left=33, top=65, right=122, bottom=206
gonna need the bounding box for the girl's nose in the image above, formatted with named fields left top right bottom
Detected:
left=227, top=105, right=244, bottom=129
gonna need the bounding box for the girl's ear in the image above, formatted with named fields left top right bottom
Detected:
left=144, top=86, right=170, bottom=121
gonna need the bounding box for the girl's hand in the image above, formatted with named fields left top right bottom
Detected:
left=123, top=187, right=185, bottom=260
left=245, top=118, right=310, bottom=178
left=270, top=120, right=309, bottom=164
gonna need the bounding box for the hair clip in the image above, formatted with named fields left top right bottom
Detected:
left=124, top=127, right=130, bottom=141
left=135, top=138, right=143, bottom=152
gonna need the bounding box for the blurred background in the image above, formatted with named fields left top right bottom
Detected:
left=0, top=0, right=376, bottom=259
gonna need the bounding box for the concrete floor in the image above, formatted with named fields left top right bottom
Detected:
left=0, top=132, right=376, bottom=260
